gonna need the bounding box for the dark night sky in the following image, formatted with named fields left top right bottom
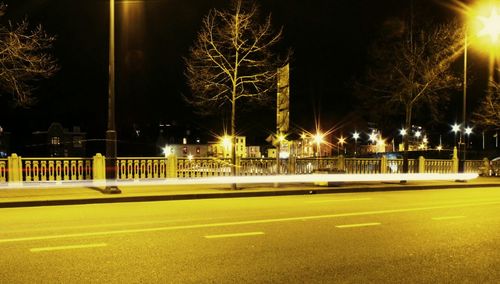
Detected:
left=1, top=0, right=487, bottom=154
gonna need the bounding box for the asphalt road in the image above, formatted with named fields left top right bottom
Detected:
left=1, top=186, right=499, bottom=283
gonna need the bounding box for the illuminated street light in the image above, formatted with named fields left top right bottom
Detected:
left=337, top=136, right=346, bottom=156
left=352, top=131, right=360, bottom=156
left=415, top=131, right=422, bottom=139
left=162, top=145, right=172, bottom=157
left=368, top=132, right=377, bottom=144
left=465, top=126, right=473, bottom=135
left=399, top=128, right=407, bottom=136
left=104, top=0, right=120, bottom=194
left=313, top=132, right=324, bottom=158
left=478, top=8, right=500, bottom=43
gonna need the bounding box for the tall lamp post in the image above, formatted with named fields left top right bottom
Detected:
left=105, top=0, right=120, bottom=193
left=352, top=131, right=360, bottom=157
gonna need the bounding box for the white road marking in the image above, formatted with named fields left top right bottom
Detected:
left=1, top=199, right=499, bottom=244
left=205, top=232, right=264, bottom=239
left=306, top=197, right=372, bottom=203
left=30, top=243, right=107, bottom=252
left=336, top=222, right=381, bottom=228
left=431, top=216, right=466, bottom=220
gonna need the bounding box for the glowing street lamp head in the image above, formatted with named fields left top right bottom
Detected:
left=221, top=136, right=232, bottom=148
left=465, top=126, right=473, bottom=135
left=399, top=128, right=407, bottom=136
left=277, top=133, right=286, bottom=142
left=478, top=8, right=500, bottom=44
left=451, top=123, right=461, bottom=133
left=352, top=132, right=360, bottom=140
left=368, top=132, right=377, bottom=143
left=162, top=145, right=172, bottom=156
left=313, top=133, right=324, bottom=144
left=300, top=133, right=307, bottom=139
left=338, top=136, right=346, bottom=145
left=415, top=131, right=422, bottom=138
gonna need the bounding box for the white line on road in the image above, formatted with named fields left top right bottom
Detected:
left=306, top=198, right=372, bottom=203
left=205, top=232, right=264, bottom=239
left=30, top=243, right=107, bottom=252
left=336, top=222, right=381, bottom=228
left=431, top=216, right=466, bottom=220
left=1, top=199, right=500, bottom=244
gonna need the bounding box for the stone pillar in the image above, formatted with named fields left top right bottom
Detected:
left=93, top=153, right=106, bottom=181
left=418, top=156, right=426, bottom=173
left=380, top=155, right=388, bottom=174
left=338, top=155, right=345, bottom=172
left=452, top=146, right=459, bottom=173
left=167, top=154, right=178, bottom=178
left=7, top=153, right=22, bottom=184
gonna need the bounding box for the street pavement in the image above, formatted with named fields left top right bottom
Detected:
left=1, top=186, right=499, bottom=283
left=0, top=176, right=499, bottom=208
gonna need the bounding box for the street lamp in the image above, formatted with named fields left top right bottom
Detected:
left=352, top=131, right=360, bottom=156
left=451, top=123, right=460, bottom=146
left=465, top=126, right=473, bottom=150
left=105, top=0, right=120, bottom=194
left=337, top=136, right=346, bottom=156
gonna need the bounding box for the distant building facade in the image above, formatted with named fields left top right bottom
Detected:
left=0, top=126, right=10, bottom=157
left=32, top=123, right=86, bottom=157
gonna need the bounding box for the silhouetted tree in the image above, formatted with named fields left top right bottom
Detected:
left=185, top=0, right=286, bottom=180
left=0, top=3, right=58, bottom=107
left=473, top=81, right=500, bottom=130
left=358, top=19, right=463, bottom=172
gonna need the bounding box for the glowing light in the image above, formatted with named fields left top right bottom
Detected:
left=451, top=123, right=460, bottom=133
left=300, top=133, right=307, bottom=139
left=437, top=145, right=443, bottom=151
left=277, top=133, right=286, bottom=142
left=399, top=129, right=407, bottom=136
left=162, top=145, right=172, bottom=156
left=313, top=133, right=324, bottom=144
left=369, top=132, right=377, bottom=143
left=352, top=132, right=360, bottom=140
left=423, top=137, right=428, bottom=144
left=221, top=136, right=232, bottom=148
left=415, top=131, right=422, bottom=138
left=187, top=154, right=193, bottom=160
left=465, top=126, right=473, bottom=135
left=478, top=8, right=500, bottom=43
left=338, top=136, right=346, bottom=145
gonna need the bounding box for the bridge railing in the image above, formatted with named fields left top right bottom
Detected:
left=0, top=152, right=496, bottom=184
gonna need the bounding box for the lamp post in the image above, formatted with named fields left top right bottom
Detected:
left=352, top=131, right=360, bottom=156
left=105, top=0, right=120, bottom=194
left=451, top=123, right=460, bottom=147
left=338, top=136, right=346, bottom=156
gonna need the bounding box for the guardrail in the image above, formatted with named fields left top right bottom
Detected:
left=0, top=153, right=498, bottom=184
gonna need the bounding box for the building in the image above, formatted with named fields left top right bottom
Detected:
left=0, top=126, right=10, bottom=157
left=32, top=123, right=86, bottom=157
left=208, top=136, right=247, bottom=158
left=246, top=146, right=261, bottom=158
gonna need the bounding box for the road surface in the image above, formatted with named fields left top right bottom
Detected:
left=1, top=185, right=499, bottom=283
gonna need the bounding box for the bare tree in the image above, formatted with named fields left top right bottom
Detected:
left=0, top=3, right=58, bottom=107
left=185, top=0, right=285, bottom=179
left=359, top=20, right=463, bottom=172
left=473, top=82, right=500, bottom=130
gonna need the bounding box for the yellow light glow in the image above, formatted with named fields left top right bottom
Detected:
left=478, top=8, right=500, bottom=43
left=313, top=133, right=324, bottom=144
left=221, top=136, right=232, bottom=148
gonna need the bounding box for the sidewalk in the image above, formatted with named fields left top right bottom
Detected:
left=0, top=177, right=499, bottom=208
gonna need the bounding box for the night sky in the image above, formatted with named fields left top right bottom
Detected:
left=1, top=0, right=486, bottom=154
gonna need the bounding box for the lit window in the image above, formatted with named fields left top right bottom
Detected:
left=51, top=137, right=60, bottom=145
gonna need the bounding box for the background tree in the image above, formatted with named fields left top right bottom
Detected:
left=185, top=0, right=286, bottom=179
left=357, top=19, right=463, bottom=172
left=473, top=81, right=500, bottom=130
left=0, top=3, right=58, bottom=107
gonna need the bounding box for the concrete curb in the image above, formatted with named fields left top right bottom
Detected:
left=0, top=182, right=498, bottom=208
